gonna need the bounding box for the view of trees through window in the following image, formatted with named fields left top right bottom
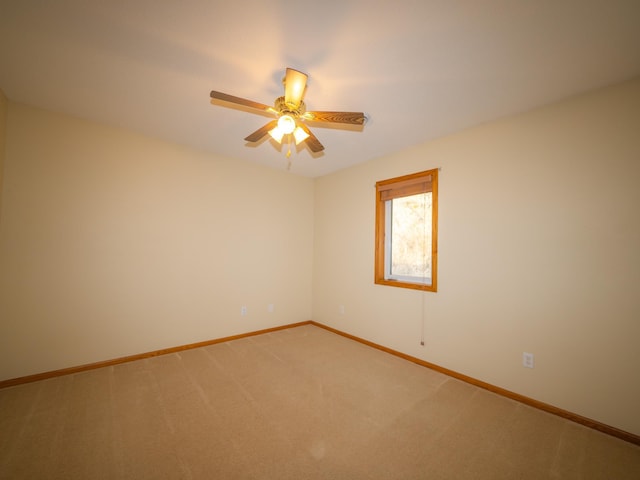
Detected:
left=389, top=192, right=432, bottom=280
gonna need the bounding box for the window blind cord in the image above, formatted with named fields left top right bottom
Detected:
left=421, top=167, right=441, bottom=346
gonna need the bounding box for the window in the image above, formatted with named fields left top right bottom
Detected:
left=375, top=169, right=438, bottom=291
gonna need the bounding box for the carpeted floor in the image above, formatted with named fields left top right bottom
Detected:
left=1, top=324, right=639, bottom=479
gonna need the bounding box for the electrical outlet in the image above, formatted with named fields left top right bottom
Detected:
left=523, top=352, right=534, bottom=368
left=240, top=306, right=247, bottom=316
left=339, top=305, right=345, bottom=315
left=267, top=304, right=275, bottom=313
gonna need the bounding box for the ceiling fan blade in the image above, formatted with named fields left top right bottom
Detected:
left=210, top=91, right=274, bottom=113
left=304, top=111, right=366, bottom=125
left=244, top=120, right=278, bottom=142
left=298, top=123, right=324, bottom=153
left=284, top=68, right=307, bottom=108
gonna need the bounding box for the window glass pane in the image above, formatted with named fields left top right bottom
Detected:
left=388, top=192, right=432, bottom=283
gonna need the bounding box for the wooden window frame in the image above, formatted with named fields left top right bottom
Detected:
left=375, top=168, right=438, bottom=292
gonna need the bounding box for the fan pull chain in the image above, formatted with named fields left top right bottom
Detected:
left=285, top=134, right=293, bottom=170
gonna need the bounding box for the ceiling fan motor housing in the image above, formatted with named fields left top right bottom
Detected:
left=275, top=96, right=305, bottom=117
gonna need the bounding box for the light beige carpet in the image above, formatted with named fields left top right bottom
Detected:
left=1, top=324, right=639, bottom=479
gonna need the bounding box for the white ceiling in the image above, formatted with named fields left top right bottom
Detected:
left=1, top=1, right=639, bottom=177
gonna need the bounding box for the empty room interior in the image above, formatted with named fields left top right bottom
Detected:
left=1, top=1, right=639, bottom=478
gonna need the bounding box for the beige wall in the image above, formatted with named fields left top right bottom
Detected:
left=313, top=78, right=640, bottom=436
left=0, top=103, right=314, bottom=380
left=2, top=79, right=639, bottom=437
left=0, top=87, right=7, bottom=223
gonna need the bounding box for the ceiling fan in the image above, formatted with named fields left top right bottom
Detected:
left=210, top=68, right=366, bottom=153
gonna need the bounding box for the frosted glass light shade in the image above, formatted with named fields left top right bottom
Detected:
left=268, top=126, right=285, bottom=143
left=293, top=126, right=309, bottom=145
left=277, top=115, right=296, bottom=134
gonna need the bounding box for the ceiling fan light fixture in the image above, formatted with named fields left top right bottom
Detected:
left=277, top=114, right=296, bottom=134
left=269, top=114, right=297, bottom=143
left=293, top=126, right=309, bottom=145
left=268, top=126, right=285, bottom=143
